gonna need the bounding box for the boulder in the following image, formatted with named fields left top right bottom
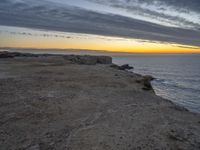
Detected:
left=110, top=64, right=134, bottom=70
left=119, top=64, right=134, bottom=70
left=0, top=51, right=15, bottom=58
left=137, top=75, right=155, bottom=91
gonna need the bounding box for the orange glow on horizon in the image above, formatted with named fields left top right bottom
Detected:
left=0, top=26, right=200, bottom=54
left=1, top=37, right=199, bottom=54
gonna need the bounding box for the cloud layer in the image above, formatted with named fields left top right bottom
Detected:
left=87, top=0, right=200, bottom=29
left=0, top=0, right=200, bottom=47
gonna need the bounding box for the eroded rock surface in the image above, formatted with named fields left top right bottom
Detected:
left=64, top=55, right=112, bottom=65
left=0, top=55, right=200, bottom=150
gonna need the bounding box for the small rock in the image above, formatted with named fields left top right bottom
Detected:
left=168, top=129, right=188, bottom=142
left=173, top=104, right=188, bottom=112
left=27, top=144, right=40, bottom=150
left=143, top=75, right=155, bottom=81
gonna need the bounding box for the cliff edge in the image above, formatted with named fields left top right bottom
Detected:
left=0, top=52, right=200, bottom=150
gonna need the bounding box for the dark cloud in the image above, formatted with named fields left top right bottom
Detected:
left=0, top=29, right=72, bottom=39
left=0, top=0, right=200, bottom=47
left=176, top=45, right=200, bottom=50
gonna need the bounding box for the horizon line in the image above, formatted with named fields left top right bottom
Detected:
left=1, top=47, right=200, bottom=55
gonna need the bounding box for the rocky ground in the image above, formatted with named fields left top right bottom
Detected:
left=0, top=52, right=200, bottom=150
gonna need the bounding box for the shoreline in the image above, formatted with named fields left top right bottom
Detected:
left=0, top=51, right=193, bottom=112
left=0, top=51, right=200, bottom=149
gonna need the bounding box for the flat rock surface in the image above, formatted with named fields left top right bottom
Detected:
left=0, top=56, right=200, bottom=150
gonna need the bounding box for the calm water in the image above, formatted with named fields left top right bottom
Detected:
left=113, top=54, right=200, bottom=113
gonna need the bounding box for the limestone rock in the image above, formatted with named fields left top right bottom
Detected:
left=64, top=55, right=112, bottom=65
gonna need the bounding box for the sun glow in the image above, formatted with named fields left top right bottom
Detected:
left=0, top=26, right=200, bottom=54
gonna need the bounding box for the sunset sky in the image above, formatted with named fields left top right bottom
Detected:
left=0, top=0, right=200, bottom=53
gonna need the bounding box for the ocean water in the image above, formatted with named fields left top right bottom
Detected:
left=112, top=54, right=200, bottom=113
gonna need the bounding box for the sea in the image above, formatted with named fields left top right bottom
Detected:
left=112, top=54, right=200, bottom=113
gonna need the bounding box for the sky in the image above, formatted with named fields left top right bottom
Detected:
left=0, top=0, right=200, bottom=53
